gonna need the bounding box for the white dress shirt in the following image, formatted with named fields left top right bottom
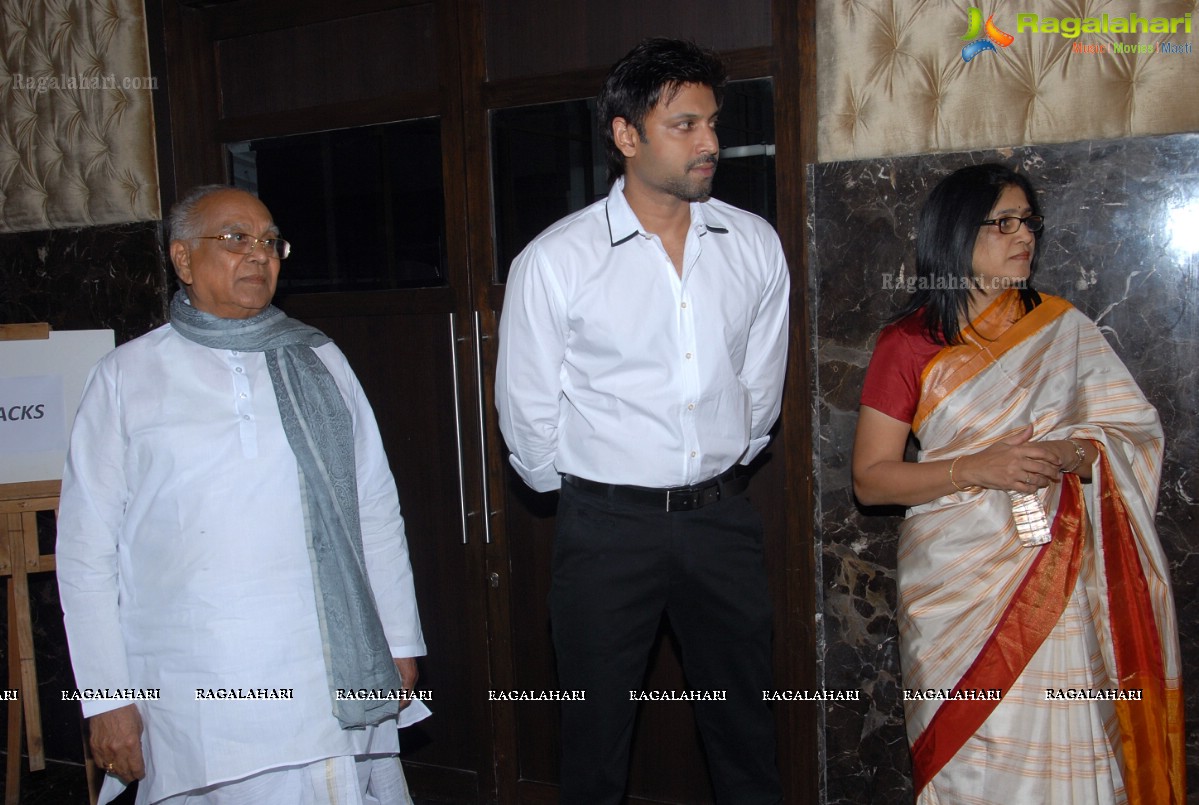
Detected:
left=56, top=324, right=427, bottom=804
left=496, top=177, right=789, bottom=493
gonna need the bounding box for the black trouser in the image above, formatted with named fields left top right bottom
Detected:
left=550, top=480, right=782, bottom=805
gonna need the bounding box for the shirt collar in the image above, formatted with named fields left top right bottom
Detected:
left=604, top=176, right=729, bottom=247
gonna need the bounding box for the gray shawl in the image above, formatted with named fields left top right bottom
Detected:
left=170, top=290, right=402, bottom=728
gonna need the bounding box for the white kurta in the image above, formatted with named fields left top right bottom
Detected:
left=56, top=323, right=427, bottom=804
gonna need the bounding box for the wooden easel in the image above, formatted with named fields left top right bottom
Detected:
left=1, top=321, right=59, bottom=804
left=1, top=479, right=59, bottom=805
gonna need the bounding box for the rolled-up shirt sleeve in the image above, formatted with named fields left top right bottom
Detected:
left=496, top=244, right=570, bottom=493
left=738, top=231, right=790, bottom=465
left=56, top=359, right=136, bottom=718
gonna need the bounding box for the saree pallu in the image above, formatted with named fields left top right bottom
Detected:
left=899, top=291, right=1182, bottom=804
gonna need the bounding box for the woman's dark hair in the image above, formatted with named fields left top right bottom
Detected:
left=596, top=38, right=727, bottom=185
left=893, top=163, right=1042, bottom=345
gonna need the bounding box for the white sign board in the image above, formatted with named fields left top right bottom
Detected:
left=0, top=330, right=115, bottom=484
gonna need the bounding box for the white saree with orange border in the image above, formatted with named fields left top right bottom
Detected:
left=900, top=290, right=1183, bottom=803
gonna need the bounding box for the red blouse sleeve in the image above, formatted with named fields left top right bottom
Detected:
left=860, top=315, right=944, bottom=424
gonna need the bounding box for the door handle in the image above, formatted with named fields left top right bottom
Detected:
left=474, top=310, right=494, bottom=544
left=448, top=313, right=471, bottom=544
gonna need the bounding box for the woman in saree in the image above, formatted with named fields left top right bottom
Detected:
left=852, top=164, right=1183, bottom=803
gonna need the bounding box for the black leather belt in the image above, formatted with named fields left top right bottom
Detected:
left=561, top=467, right=748, bottom=512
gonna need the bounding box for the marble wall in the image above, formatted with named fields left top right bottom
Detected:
left=0, top=221, right=170, bottom=344
left=810, top=133, right=1199, bottom=804
left=0, top=222, right=169, bottom=764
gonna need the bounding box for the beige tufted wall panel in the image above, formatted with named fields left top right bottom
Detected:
left=0, top=0, right=160, bottom=233
left=818, top=0, right=1199, bottom=162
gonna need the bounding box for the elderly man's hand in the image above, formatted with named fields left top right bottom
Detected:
left=395, top=657, right=419, bottom=710
left=89, top=704, right=146, bottom=783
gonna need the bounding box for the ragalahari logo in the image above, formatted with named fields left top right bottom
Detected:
left=961, top=7, right=1015, bottom=61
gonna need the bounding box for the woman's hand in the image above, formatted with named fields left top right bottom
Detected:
left=1045, top=436, right=1095, bottom=480
left=852, top=411, right=1092, bottom=508
left=953, top=424, right=1063, bottom=493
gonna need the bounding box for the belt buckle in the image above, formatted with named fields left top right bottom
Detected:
left=665, top=484, right=720, bottom=513
left=665, top=488, right=695, bottom=513
left=665, top=488, right=683, bottom=512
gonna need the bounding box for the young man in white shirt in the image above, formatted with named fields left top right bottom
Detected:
left=496, top=38, right=788, bottom=805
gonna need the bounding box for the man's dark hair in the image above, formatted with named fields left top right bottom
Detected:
left=893, top=163, right=1042, bottom=345
left=596, top=38, right=727, bottom=185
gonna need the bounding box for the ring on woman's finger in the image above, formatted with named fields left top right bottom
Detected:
left=106, top=762, right=115, bottom=772
left=1025, top=474, right=1031, bottom=484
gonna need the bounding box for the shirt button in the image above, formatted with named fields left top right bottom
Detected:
left=235, top=367, right=244, bottom=373
left=242, top=415, right=251, bottom=421
left=687, top=403, right=695, bottom=410
left=240, top=393, right=248, bottom=399
left=690, top=451, right=697, bottom=458
left=680, top=302, right=687, bottom=309
left=685, top=352, right=692, bottom=359
left=231, top=351, right=240, bottom=356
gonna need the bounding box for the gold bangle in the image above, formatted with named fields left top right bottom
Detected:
left=1064, top=438, right=1087, bottom=473
left=949, top=456, right=979, bottom=492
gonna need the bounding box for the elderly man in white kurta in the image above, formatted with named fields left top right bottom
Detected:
left=56, top=186, right=427, bottom=805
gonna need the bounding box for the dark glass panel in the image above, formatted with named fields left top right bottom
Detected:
left=228, top=118, right=446, bottom=293
left=490, top=99, right=604, bottom=284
